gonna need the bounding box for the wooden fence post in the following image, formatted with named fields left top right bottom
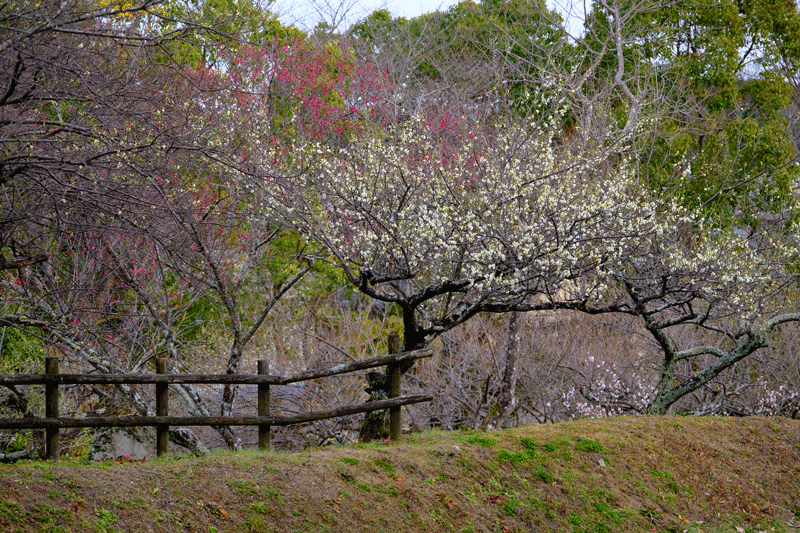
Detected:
left=258, top=359, right=270, bottom=450
left=387, top=334, right=402, bottom=441
left=156, top=358, right=169, bottom=457
left=45, top=357, right=60, bottom=461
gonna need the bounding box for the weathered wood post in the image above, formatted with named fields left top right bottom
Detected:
left=156, top=358, right=169, bottom=457
left=387, top=333, right=402, bottom=441
left=258, top=359, right=270, bottom=450
left=45, top=357, right=60, bottom=461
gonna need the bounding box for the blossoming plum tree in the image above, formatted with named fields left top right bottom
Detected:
left=262, top=89, right=660, bottom=350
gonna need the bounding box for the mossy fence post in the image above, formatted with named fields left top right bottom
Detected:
left=258, top=359, right=270, bottom=450
left=45, top=357, right=59, bottom=461
left=156, top=358, right=169, bottom=457
left=388, top=333, right=402, bottom=441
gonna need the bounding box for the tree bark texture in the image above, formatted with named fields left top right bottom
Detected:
left=480, top=311, right=521, bottom=429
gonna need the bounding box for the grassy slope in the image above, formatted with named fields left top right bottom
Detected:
left=1, top=416, right=799, bottom=533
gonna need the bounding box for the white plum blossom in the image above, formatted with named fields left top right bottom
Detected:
left=261, top=102, right=666, bottom=349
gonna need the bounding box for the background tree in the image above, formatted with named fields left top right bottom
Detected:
left=349, top=0, right=571, bottom=117
left=0, top=0, right=203, bottom=454
left=584, top=0, right=800, bottom=227
left=0, top=0, right=313, bottom=455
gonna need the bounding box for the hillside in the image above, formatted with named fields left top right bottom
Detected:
left=1, top=416, right=799, bottom=532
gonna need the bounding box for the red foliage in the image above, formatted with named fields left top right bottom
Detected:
left=216, top=37, right=393, bottom=146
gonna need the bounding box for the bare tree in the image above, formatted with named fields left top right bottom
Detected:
left=478, top=311, right=521, bottom=429
left=0, top=0, right=314, bottom=455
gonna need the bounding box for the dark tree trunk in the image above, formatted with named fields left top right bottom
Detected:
left=358, top=370, right=392, bottom=442
left=481, top=311, right=521, bottom=429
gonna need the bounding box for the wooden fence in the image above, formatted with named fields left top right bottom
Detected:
left=0, top=337, right=432, bottom=460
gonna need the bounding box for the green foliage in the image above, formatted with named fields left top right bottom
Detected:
left=518, top=439, right=547, bottom=461
left=265, top=232, right=345, bottom=298
left=585, top=0, right=800, bottom=228
left=176, top=296, right=220, bottom=346
left=592, top=501, right=622, bottom=523
left=351, top=0, right=570, bottom=112
left=499, top=498, right=519, bottom=516
left=0, top=501, right=25, bottom=524
left=155, top=0, right=301, bottom=68
left=532, top=466, right=554, bottom=484
left=575, top=438, right=604, bottom=453
left=94, top=508, right=118, bottom=532
left=651, top=469, right=672, bottom=480
left=229, top=479, right=258, bottom=496
left=567, top=513, right=585, bottom=525
left=249, top=501, right=269, bottom=514
left=4, top=433, right=28, bottom=453
left=0, top=326, right=45, bottom=374
left=497, top=450, right=528, bottom=464
left=463, top=436, right=497, bottom=447
left=740, top=71, right=792, bottom=114
left=374, top=457, right=396, bottom=477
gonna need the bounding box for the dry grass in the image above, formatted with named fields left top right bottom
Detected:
left=1, top=416, right=799, bottom=532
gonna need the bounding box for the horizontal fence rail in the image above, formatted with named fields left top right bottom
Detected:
left=0, top=341, right=433, bottom=460
left=0, top=395, right=432, bottom=429
left=0, top=349, right=433, bottom=387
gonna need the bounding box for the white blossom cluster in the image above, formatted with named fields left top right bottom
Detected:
left=265, top=111, right=664, bottom=318
left=615, top=201, right=799, bottom=327
left=753, top=381, right=800, bottom=416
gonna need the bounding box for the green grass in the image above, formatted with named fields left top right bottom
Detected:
left=375, top=457, right=396, bottom=476
left=230, top=478, right=258, bottom=496
left=575, top=438, right=604, bottom=453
